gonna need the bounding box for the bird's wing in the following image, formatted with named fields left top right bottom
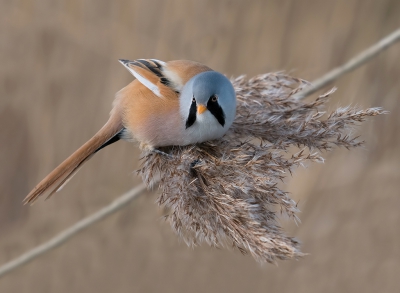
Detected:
left=119, top=59, right=213, bottom=98
left=119, top=59, right=180, bottom=99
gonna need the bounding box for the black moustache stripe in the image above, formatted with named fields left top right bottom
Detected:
left=185, top=101, right=197, bottom=128
left=207, top=99, right=225, bottom=127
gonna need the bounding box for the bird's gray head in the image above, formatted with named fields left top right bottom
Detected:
left=180, top=71, right=236, bottom=143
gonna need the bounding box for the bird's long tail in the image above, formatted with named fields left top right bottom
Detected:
left=23, top=114, right=124, bottom=204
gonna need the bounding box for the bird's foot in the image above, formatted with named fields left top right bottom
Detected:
left=139, top=142, right=174, bottom=159
left=151, top=148, right=174, bottom=159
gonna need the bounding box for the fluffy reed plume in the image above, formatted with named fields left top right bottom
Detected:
left=138, top=73, right=385, bottom=263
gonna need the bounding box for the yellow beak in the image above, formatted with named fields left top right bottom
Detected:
left=197, top=104, right=207, bottom=114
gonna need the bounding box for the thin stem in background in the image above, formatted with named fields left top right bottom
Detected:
left=295, top=27, right=400, bottom=100
left=0, top=184, right=148, bottom=279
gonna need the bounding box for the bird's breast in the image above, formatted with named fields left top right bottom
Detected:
left=183, top=111, right=228, bottom=144
left=116, top=80, right=186, bottom=147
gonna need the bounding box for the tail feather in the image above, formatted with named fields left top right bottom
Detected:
left=24, top=115, right=123, bottom=204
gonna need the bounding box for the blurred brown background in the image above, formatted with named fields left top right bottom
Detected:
left=1, top=0, right=399, bottom=292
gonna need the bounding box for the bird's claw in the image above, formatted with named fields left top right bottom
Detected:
left=152, top=148, right=174, bottom=159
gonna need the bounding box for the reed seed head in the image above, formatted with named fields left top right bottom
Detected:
left=138, top=73, right=386, bottom=263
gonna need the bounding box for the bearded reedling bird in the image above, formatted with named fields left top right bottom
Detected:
left=24, top=59, right=237, bottom=204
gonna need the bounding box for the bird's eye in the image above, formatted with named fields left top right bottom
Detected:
left=192, top=97, right=196, bottom=103
left=211, top=95, right=218, bottom=102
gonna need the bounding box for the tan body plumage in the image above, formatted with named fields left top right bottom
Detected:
left=24, top=60, right=212, bottom=204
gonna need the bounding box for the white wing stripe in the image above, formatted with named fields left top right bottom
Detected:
left=119, top=60, right=161, bottom=97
